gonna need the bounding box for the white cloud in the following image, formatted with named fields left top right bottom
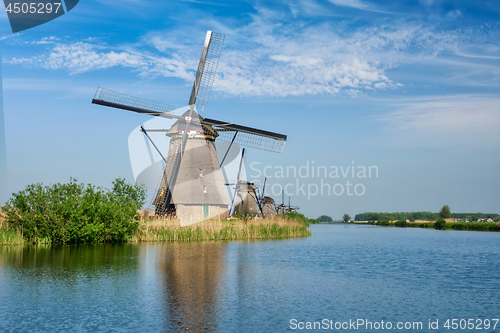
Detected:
left=446, top=9, right=462, bottom=19
left=11, top=42, right=196, bottom=81
left=325, top=0, right=393, bottom=13
left=42, top=43, right=147, bottom=73
left=5, top=11, right=494, bottom=98
left=32, top=36, right=60, bottom=45
left=375, top=95, right=500, bottom=148
left=7, top=57, right=33, bottom=65
left=210, top=21, right=460, bottom=96
left=327, top=0, right=368, bottom=10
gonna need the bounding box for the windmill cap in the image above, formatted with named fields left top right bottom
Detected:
left=166, top=109, right=218, bottom=138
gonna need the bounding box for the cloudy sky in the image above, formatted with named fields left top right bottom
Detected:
left=0, top=0, right=498, bottom=219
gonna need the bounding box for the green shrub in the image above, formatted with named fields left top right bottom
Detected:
left=284, top=212, right=311, bottom=226
left=376, top=220, right=390, bottom=226
left=395, top=220, right=408, bottom=227
left=1, top=178, right=146, bottom=244
left=435, top=218, right=446, bottom=229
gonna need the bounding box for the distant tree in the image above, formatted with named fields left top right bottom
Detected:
left=439, top=205, right=451, bottom=219
left=429, top=214, right=437, bottom=222
left=343, top=214, right=351, bottom=223
left=318, top=215, right=333, bottom=222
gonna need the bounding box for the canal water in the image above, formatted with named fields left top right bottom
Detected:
left=0, top=224, right=499, bottom=332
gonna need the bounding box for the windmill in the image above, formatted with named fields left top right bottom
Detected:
left=226, top=148, right=262, bottom=218
left=91, top=31, right=287, bottom=226
left=286, top=196, right=300, bottom=213
left=259, top=178, right=276, bottom=218
left=232, top=181, right=261, bottom=217
left=276, top=189, right=287, bottom=215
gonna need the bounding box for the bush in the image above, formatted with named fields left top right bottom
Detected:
left=1, top=178, right=146, bottom=244
left=284, top=212, right=311, bottom=226
left=394, top=220, right=408, bottom=227
left=376, top=220, right=390, bottom=226
left=435, top=218, right=446, bottom=229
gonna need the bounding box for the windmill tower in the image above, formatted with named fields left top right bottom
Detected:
left=261, top=196, right=276, bottom=218
left=276, top=190, right=286, bottom=215
left=233, top=181, right=261, bottom=217
left=91, top=31, right=287, bottom=226
left=151, top=114, right=231, bottom=221
left=226, top=148, right=262, bottom=217
left=257, top=177, right=276, bottom=218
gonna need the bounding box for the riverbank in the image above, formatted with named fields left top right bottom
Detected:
left=0, top=215, right=311, bottom=245
left=362, top=220, right=500, bottom=231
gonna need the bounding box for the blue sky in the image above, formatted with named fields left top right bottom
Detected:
left=0, top=0, right=498, bottom=219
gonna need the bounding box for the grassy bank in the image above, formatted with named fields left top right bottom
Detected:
left=130, top=217, right=311, bottom=242
left=1, top=215, right=311, bottom=245
left=368, top=220, right=500, bottom=231
left=0, top=179, right=310, bottom=245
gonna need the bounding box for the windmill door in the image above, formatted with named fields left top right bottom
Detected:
left=202, top=205, right=209, bottom=219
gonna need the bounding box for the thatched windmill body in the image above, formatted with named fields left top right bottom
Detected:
left=92, top=31, right=287, bottom=226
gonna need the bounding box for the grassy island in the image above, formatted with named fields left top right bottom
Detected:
left=0, top=179, right=310, bottom=245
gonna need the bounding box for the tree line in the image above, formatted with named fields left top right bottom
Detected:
left=354, top=210, right=499, bottom=222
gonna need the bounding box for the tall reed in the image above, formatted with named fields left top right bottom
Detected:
left=129, top=217, right=311, bottom=243
left=0, top=213, right=24, bottom=245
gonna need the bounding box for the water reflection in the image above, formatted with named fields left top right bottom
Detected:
left=155, top=241, right=227, bottom=332
left=0, top=244, right=140, bottom=276
left=0, top=226, right=499, bottom=332
left=0, top=244, right=145, bottom=332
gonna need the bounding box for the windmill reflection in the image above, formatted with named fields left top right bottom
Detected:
left=158, top=241, right=227, bottom=332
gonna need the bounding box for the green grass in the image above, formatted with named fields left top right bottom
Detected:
left=129, top=217, right=311, bottom=242
left=0, top=215, right=24, bottom=245
left=0, top=228, right=24, bottom=245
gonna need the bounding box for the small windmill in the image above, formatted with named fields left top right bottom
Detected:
left=286, top=196, right=300, bottom=213
left=91, top=31, right=287, bottom=225
left=276, top=190, right=287, bottom=215
left=259, top=178, right=276, bottom=218
left=232, top=181, right=261, bottom=217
